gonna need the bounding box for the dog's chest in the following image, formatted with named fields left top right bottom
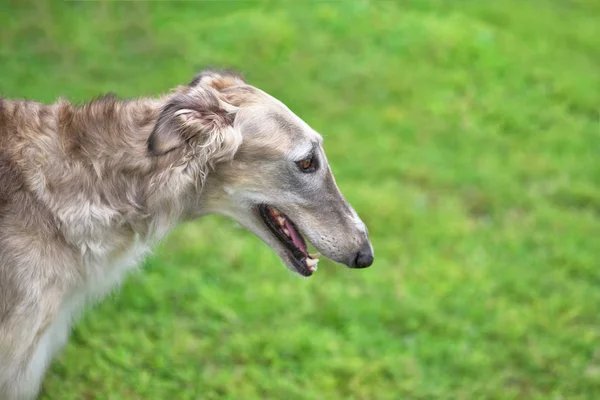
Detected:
left=35, top=236, right=151, bottom=371
left=81, top=235, right=150, bottom=302
left=61, top=235, right=150, bottom=326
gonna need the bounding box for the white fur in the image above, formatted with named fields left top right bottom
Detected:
left=349, top=208, right=367, bottom=235
left=288, top=142, right=314, bottom=161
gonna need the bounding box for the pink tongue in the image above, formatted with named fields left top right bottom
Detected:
left=284, top=220, right=307, bottom=254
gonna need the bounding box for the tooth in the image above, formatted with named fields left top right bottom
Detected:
left=283, top=228, right=290, bottom=236
left=306, top=258, right=318, bottom=267
left=277, top=216, right=286, bottom=225
left=309, top=252, right=321, bottom=259
left=271, top=209, right=280, bottom=216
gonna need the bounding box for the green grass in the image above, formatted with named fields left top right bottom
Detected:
left=1, top=0, right=599, bottom=398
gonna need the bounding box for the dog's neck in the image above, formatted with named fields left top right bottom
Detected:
left=5, top=96, right=205, bottom=251
left=61, top=95, right=205, bottom=240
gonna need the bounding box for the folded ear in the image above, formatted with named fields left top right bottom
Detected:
left=148, top=90, right=241, bottom=167
left=190, top=69, right=261, bottom=109
left=189, top=68, right=245, bottom=91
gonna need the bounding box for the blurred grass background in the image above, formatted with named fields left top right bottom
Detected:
left=1, top=0, right=599, bottom=399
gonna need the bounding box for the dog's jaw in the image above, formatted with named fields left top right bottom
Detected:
left=257, top=204, right=320, bottom=276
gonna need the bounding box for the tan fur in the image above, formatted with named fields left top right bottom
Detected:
left=0, top=69, right=373, bottom=399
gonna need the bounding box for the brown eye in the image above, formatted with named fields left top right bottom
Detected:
left=299, top=159, right=312, bottom=169
left=296, top=156, right=317, bottom=173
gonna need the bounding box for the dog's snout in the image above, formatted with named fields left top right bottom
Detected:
left=351, top=243, right=374, bottom=269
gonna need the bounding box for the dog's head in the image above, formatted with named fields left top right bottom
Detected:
left=149, top=69, right=373, bottom=277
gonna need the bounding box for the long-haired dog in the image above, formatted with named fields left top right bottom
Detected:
left=0, top=70, right=373, bottom=399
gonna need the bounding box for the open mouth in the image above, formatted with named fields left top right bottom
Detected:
left=258, top=204, right=320, bottom=277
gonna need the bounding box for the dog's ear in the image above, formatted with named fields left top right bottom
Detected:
left=189, top=68, right=245, bottom=91
left=189, top=68, right=259, bottom=108
left=148, top=90, right=241, bottom=163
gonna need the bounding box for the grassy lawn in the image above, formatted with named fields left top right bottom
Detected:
left=1, top=0, right=599, bottom=398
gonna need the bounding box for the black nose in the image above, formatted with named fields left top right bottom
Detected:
left=352, top=243, right=374, bottom=268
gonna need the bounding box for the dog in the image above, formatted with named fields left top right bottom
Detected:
left=0, top=69, right=373, bottom=399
